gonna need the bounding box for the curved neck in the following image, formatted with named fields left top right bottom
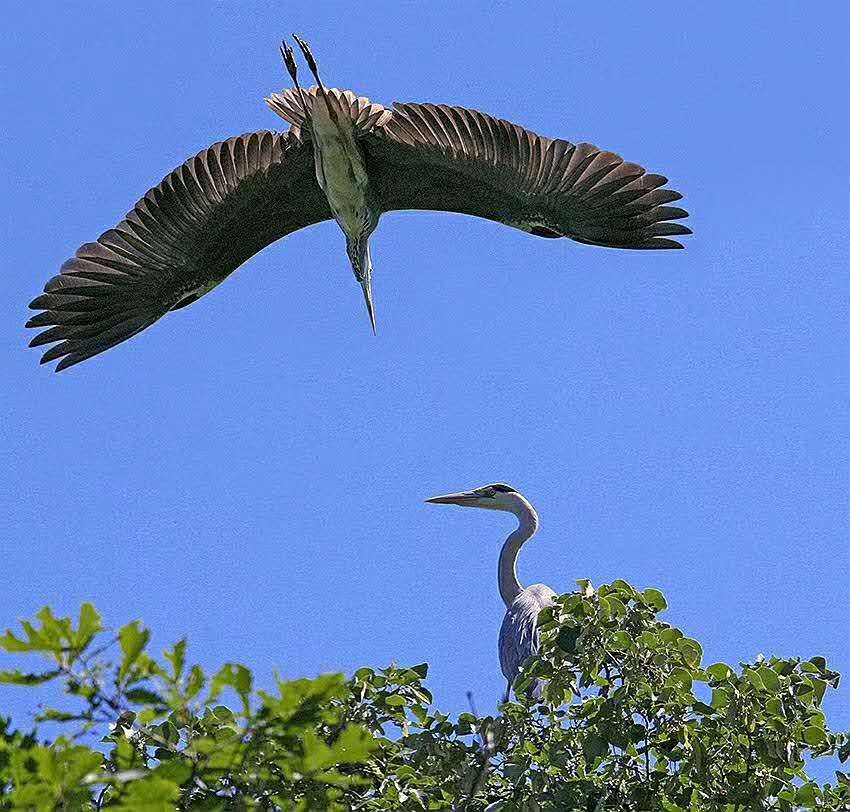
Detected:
left=498, top=500, right=539, bottom=607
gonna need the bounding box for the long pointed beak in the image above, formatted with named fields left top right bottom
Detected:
left=348, top=239, right=377, bottom=335
left=425, top=490, right=478, bottom=506
left=360, top=272, right=377, bottom=336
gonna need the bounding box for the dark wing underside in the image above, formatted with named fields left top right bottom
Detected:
left=27, top=130, right=331, bottom=371
left=366, top=102, right=690, bottom=249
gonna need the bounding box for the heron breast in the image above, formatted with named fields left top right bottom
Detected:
left=313, top=139, right=372, bottom=237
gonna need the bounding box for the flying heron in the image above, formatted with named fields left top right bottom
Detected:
left=427, top=483, right=554, bottom=699
left=27, top=36, right=691, bottom=371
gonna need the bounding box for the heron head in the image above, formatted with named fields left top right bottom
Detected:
left=425, top=483, right=524, bottom=513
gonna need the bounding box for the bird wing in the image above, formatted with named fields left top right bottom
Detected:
left=498, top=585, right=556, bottom=693
left=365, top=102, right=690, bottom=249
left=27, top=130, right=332, bottom=371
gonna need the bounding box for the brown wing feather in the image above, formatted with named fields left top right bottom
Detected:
left=27, top=130, right=331, bottom=371
left=367, top=102, right=690, bottom=249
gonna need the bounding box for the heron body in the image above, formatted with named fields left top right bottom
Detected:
left=304, top=86, right=380, bottom=330
left=499, top=583, right=556, bottom=697
left=27, top=36, right=690, bottom=371
left=427, top=483, right=555, bottom=698
left=309, top=91, right=372, bottom=225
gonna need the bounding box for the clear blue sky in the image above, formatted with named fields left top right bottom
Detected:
left=2, top=0, right=849, bottom=772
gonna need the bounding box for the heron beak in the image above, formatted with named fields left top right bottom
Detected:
left=425, top=490, right=479, bottom=506
left=347, top=239, right=377, bottom=335
left=360, top=271, right=377, bottom=336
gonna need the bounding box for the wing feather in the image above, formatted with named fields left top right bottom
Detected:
left=369, top=102, right=690, bottom=249
left=27, top=130, right=331, bottom=371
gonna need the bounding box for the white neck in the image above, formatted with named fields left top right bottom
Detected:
left=497, top=498, right=539, bottom=607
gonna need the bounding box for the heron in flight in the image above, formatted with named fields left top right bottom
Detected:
left=427, top=483, right=554, bottom=699
left=27, top=36, right=691, bottom=371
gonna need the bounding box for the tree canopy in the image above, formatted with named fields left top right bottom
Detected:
left=1, top=581, right=848, bottom=810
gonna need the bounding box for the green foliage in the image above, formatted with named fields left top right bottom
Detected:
left=0, top=583, right=847, bottom=810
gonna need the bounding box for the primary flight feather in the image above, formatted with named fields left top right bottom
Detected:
left=27, top=36, right=690, bottom=371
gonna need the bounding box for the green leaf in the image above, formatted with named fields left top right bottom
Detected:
left=705, top=662, right=733, bottom=681
left=185, top=665, right=205, bottom=700
left=163, top=639, right=187, bottom=682
left=263, top=673, right=348, bottom=726
left=410, top=662, right=428, bottom=679
left=745, top=668, right=764, bottom=690
left=756, top=665, right=780, bottom=692
left=690, top=737, right=706, bottom=778
left=118, top=621, right=150, bottom=681
left=576, top=579, right=594, bottom=597
left=668, top=668, right=693, bottom=689
left=150, top=761, right=193, bottom=786
left=637, top=632, right=659, bottom=649
left=606, top=596, right=628, bottom=617
left=124, top=688, right=166, bottom=706
left=0, top=630, right=35, bottom=652
left=809, top=677, right=828, bottom=705
left=643, top=588, right=668, bottom=611
left=0, top=613, right=63, bottom=653
left=795, top=781, right=820, bottom=806
left=113, top=777, right=180, bottom=810
left=299, top=729, right=333, bottom=773
left=75, top=603, right=102, bottom=650
left=582, top=733, right=608, bottom=765
left=711, top=687, right=730, bottom=709
left=659, top=627, right=683, bottom=644
left=36, top=709, right=85, bottom=722
left=329, top=724, right=377, bottom=764
left=809, top=656, right=828, bottom=672
left=0, top=669, right=60, bottom=686
left=610, top=631, right=633, bottom=651
left=209, top=663, right=253, bottom=714
left=677, top=638, right=703, bottom=669
left=556, top=625, right=581, bottom=655
left=35, top=607, right=71, bottom=650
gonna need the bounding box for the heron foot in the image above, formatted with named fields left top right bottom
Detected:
left=280, top=40, right=298, bottom=84
left=292, top=34, right=321, bottom=84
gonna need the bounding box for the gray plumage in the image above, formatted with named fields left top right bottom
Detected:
left=427, top=482, right=555, bottom=699
left=499, top=583, right=556, bottom=698
left=28, top=37, right=690, bottom=371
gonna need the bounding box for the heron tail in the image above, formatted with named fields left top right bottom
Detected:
left=265, top=87, right=391, bottom=136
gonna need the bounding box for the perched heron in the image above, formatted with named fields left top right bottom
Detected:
left=27, top=36, right=691, bottom=371
left=427, top=483, right=554, bottom=699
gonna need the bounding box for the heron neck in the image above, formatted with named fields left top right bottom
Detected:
left=498, top=503, right=539, bottom=607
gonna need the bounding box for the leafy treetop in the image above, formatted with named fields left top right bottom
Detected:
left=1, top=581, right=848, bottom=810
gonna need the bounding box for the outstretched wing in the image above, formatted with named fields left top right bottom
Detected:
left=366, top=102, right=690, bottom=249
left=499, top=585, right=556, bottom=697
left=27, top=130, right=331, bottom=371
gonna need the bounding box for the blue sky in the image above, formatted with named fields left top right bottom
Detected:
left=2, top=0, right=849, bottom=774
